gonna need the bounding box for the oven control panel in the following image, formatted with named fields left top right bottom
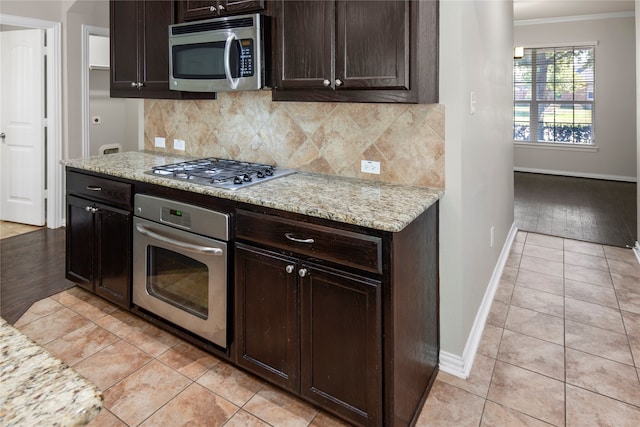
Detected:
left=161, top=207, right=192, bottom=229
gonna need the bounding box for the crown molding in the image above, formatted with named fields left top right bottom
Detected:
left=515, top=11, right=635, bottom=26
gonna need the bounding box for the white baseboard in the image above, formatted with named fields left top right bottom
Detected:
left=514, top=167, right=637, bottom=183
left=438, top=223, right=519, bottom=379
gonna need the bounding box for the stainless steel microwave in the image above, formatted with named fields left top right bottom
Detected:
left=169, top=13, right=270, bottom=92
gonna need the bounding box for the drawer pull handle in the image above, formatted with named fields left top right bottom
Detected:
left=285, top=233, right=314, bottom=244
left=86, top=186, right=102, bottom=191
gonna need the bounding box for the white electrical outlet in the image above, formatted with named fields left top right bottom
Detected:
left=91, top=116, right=101, bottom=125
left=361, top=160, right=381, bottom=175
left=154, top=137, right=166, bottom=148
left=174, top=139, right=186, bottom=151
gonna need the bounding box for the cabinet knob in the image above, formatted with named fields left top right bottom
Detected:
left=285, top=265, right=295, bottom=274
left=85, top=206, right=92, bottom=213
left=322, top=79, right=330, bottom=87
left=130, top=82, right=137, bottom=87
left=209, top=5, right=217, bottom=12
left=218, top=5, right=225, bottom=12
left=298, top=268, right=308, bottom=278
left=335, top=79, right=343, bottom=87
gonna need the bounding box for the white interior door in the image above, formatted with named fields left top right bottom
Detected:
left=0, top=29, right=45, bottom=226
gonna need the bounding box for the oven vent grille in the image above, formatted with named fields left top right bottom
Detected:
left=171, top=17, right=255, bottom=36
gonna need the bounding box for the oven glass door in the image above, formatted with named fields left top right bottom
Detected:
left=133, top=217, right=228, bottom=348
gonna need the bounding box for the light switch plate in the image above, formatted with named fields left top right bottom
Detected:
left=174, top=139, right=186, bottom=151
left=154, top=137, right=166, bottom=148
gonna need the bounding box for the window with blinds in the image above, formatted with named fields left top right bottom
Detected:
left=514, top=46, right=595, bottom=145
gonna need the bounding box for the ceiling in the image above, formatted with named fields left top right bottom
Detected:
left=514, top=0, right=636, bottom=21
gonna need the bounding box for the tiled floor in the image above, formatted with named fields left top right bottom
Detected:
left=11, top=231, right=640, bottom=426
left=0, top=220, right=43, bottom=239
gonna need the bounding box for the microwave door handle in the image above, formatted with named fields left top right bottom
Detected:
left=135, top=224, right=224, bottom=256
left=224, top=33, right=240, bottom=90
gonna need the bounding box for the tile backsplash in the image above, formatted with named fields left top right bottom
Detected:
left=144, top=91, right=444, bottom=188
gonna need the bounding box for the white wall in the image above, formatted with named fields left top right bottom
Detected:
left=514, top=15, right=637, bottom=181
left=439, top=0, right=515, bottom=374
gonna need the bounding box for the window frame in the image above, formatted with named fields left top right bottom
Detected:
left=513, top=43, right=597, bottom=147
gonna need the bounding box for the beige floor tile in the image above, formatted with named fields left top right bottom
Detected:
left=564, top=279, right=619, bottom=309
left=243, top=386, right=318, bottom=427
left=564, top=297, right=625, bottom=334
left=223, top=409, right=271, bottom=427
left=477, top=324, right=503, bottom=359
left=564, top=250, right=609, bottom=271
left=501, top=266, right=518, bottom=284
left=480, top=401, right=555, bottom=427
left=87, top=408, right=127, bottom=427
left=522, top=244, right=564, bottom=263
left=67, top=293, right=119, bottom=321
left=611, top=272, right=640, bottom=293
left=524, top=234, right=563, bottom=250
left=519, top=255, right=564, bottom=278
left=487, top=301, right=509, bottom=328
left=564, top=263, right=613, bottom=288
left=0, top=221, right=42, bottom=239
left=73, top=339, right=153, bottom=390
left=197, top=361, right=264, bottom=407
left=13, top=297, right=64, bottom=328
left=565, top=320, right=634, bottom=365
left=510, top=287, right=564, bottom=317
left=564, top=239, right=605, bottom=258
left=506, top=252, right=522, bottom=269
left=17, top=307, right=92, bottom=346
left=309, top=411, right=352, bottom=427
left=515, top=269, right=564, bottom=296
left=487, top=361, right=564, bottom=426
left=603, top=245, right=638, bottom=263
left=565, top=348, right=640, bottom=406
left=157, top=341, right=221, bottom=380
left=494, top=281, right=514, bottom=305
left=138, top=383, right=238, bottom=427
left=416, top=380, right=485, bottom=427
left=51, top=286, right=95, bottom=306
left=497, top=330, right=564, bottom=381
left=436, top=353, right=496, bottom=398
left=515, top=231, right=528, bottom=242
left=621, top=310, right=640, bottom=366
left=510, top=240, right=525, bottom=255
left=505, top=306, right=564, bottom=345
left=104, top=360, right=191, bottom=426
left=617, top=289, right=640, bottom=315
left=607, top=258, right=640, bottom=278
left=44, top=323, right=119, bottom=366
left=566, top=384, right=640, bottom=427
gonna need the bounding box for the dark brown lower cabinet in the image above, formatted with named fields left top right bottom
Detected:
left=235, top=243, right=381, bottom=426
left=66, top=195, right=131, bottom=309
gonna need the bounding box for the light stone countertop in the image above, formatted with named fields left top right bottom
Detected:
left=0, top=318, right=103, bottom=426
left=62, top=151, right=443, bottom=232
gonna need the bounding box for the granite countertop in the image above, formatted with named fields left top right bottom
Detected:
left=62, top=151, right=443, bottom=232
left=0, top=318, right=102, bottom=426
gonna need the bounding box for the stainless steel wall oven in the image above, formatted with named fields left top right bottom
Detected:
left=132, top=194, right=230, bottom=349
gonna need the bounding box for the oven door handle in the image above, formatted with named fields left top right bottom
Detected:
left=135, top=224, right=224, bottom=256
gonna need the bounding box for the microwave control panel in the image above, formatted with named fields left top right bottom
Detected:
left=239, top=39, right=254, bottom=77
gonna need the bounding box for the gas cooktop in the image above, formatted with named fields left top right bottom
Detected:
left=146, top=157, right=296, bottom=190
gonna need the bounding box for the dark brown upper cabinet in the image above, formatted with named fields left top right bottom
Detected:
left=110, top=0, right=215, bottom=99
left=273, top=0, right=438, bottom=104
left=176, top=0, right=265, bottom=22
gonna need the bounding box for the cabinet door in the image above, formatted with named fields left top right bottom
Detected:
left=66, top=196, right=96, bottom=291
left=175, top=0, right=218, bottom=23
left=275, top=0, right=333, bottom=90
left=139, top=0, right=176, bottom=93
left=95, top=205, right=131, bottom=309
left=336, top=0, right=409, bottom=90
left=223, top=0, right=264, bottom=16
left=110, top=0, right=139, bottom=92
left=235, top=244, right=299, bottom=391
left=300, top=264, right=382, bottom=426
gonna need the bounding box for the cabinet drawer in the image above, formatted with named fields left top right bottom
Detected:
left=236, top=210, right=381, bottom=274
left=67, top=171, right=132, bottom=210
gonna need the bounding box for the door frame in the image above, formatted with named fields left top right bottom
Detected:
left=81, top=25, right=109, bottom=158
left=0, top=14, right=63, bottom=229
